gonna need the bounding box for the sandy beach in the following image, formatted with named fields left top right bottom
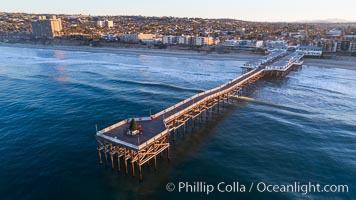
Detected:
left=0, top=43, right=260, bottom=61
left=1, top=43, right=355, bottom=70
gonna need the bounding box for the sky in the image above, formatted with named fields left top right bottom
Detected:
left=1, top=0, right=356, bottom=22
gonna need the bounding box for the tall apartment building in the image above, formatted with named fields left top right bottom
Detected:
left=97, top=20, right=104, bottom=27
left=97, top=20, right=114, bottom=28
left=350, top=42, right=356, bottom=52
left=162, top=36, right=178, bottom=44
left=105, top=20, right=114, bottom=28
left=177, top=36, right=193, bottom=45
left=163, top=36, right=214, bottom=46
left=193, top=37, right=214, bottom=46
left=31, top=16, right=63, bottom=38
left=337, top=41, right=352, bottom=52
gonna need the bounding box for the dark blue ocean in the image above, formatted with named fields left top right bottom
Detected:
left=0, top=46, right=355, bottom=200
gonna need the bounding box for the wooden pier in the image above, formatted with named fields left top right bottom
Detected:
left=96, top=50, right=304, bottom=180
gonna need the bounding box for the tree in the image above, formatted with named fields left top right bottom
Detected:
left=129, top=118, right=138, bottom=131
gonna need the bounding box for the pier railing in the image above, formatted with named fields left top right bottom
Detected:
left=163, top=69, right=262, bottom=123
left=153, top=69, right=258, bottom=119
left=97, top=120, right=127, bottom=134
left=97, top=131, right=140, bottom=150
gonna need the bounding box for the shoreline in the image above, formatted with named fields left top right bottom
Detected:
left=1, top=42, right=356, bottom=71
left=0, top=42, right=260, bottom=61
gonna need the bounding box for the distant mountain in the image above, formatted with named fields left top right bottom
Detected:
left=294, top=19, right=356, bottom=23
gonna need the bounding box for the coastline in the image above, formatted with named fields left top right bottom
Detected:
left=1, top=42, right=355, bottom=71
left=0, top=42, right=260, bottom=61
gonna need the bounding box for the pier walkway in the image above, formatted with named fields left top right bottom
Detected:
left=96, top=50, right=304, bottom=180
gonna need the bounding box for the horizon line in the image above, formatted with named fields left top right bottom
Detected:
left=2, top=11, right=356, bottom=24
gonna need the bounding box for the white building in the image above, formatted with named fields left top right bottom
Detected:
left=105, top=20, right=114, bottom=28
left=97, top=20, right=114, bottom=28
left=221, top=40, right=263, bottom=49
left=97, top=20, right=104, bottom=27
left=163, top=36, right=214, bottom=46
left=255, top=41, right=264, bottom=48
left=297, top=46, right=323, bottom=57
left=344, top=35, right=356, bottom=40
left=162, top=36, right=178, bottom=44
left=177, top=36, right=193, bottom=45
left=193, top=37, right=214, bottom=46
left=265, top=40, right=288, bottom=49
left=351, top=42, right=356, bottom=52
left=325, top=29, right=342, bottom=37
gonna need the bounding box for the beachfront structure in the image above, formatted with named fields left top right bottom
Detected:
left=344, top=35, right=356, bottom=40
left=177, top=36, right=193, bottom=45
left=193, top=37, right=215, bottom=46
left=118, top=33, right=157, bottom=43
left=137, top=33, right=157, bottom=40
left=350, top=42, right=356, bottom=52
left=221, top=40, right=264, bottom=50
left=265, top=40, right=288, bottom=50
left=296, top=46, right=322, bottom=57
left=163, top=36, right=214, bottom=46
left=31, top=16, right=63, bottom=38
left=336, top=41, right=353, bottom=52
left=320, top=39, right=338, bottom=53
left=118, top=34, right=139, bottom=43
left=162, top=36, right=178, bottom=45
left=141, top=38, right=162, bottom=45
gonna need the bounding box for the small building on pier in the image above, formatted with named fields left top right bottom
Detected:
left=297, top=46, right=322, bottom=57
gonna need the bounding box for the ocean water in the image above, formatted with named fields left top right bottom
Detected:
left=0, top=46, right=355, bottom=200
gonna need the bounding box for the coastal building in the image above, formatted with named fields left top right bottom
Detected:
left=105, top=20, right=114, bottom=28
left=337, top=41, right=352, bottom=52
left=97, top=20, right=104, bottom=27
left=323, top=29, right=342, bottom=40
left=31, top=16, right=63, bottom=38
left=344, top=35, right=356, bottom=40
left=265, top=40, right=288, bottom=50
left=118, top=34, right=139, bottom=43
left=221, top=40, right=263, bottom=50
left=163, top=36, right=214, bottom=46
left=118, top=33, right=157, bottom=43
left=193, top=37, right=214, bottom=46
left=296, top=46, right=322, bottom=57
left=141, top=38, right=162, bottom=44
left=137, top=33, right=156, bottom=40
left=350, top=42, right=356, bottom=52
left=97, top=20, right=114, bottom=28
left=177, top=36, right=193, bottom=45
left=350, top=42, right=356, bottom=53
left=320, top=39, right=337, bottom=53
left=162, top=36, right=178, bottom=45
